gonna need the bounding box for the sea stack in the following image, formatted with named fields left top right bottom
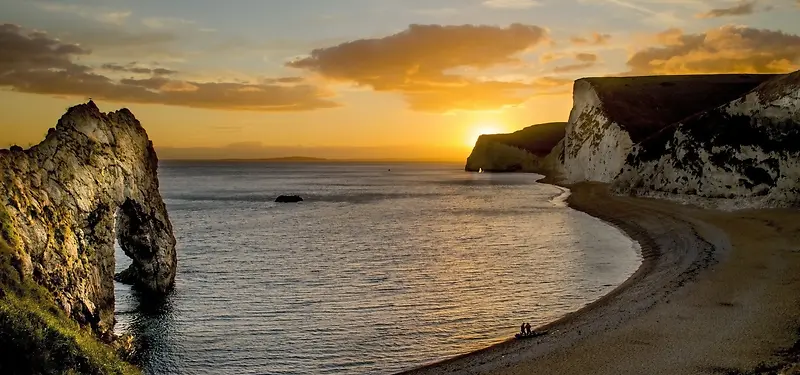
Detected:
left=0, top=101, right=177, bottom=332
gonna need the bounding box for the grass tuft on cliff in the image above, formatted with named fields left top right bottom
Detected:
left=0, top=233, right=139, bottom=374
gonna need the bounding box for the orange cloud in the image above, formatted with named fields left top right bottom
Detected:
left=627, top=26, right=800, bottom=75
left=540, top=52, right=566, bottom=63
left=575, top=53, right=598, bottom=63
left=533, top=77, right=574, bottom=87
left=0, top=23, right=338, bottom=111
left=553, top=53, right=599, bottom=73
left=287, top=23, right=551, bottom=112
left=570, top=32, right=611, bottom=46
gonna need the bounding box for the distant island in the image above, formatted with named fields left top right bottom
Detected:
left=223, top=156, right=329, bottom=162
left=162, top=157, right=464, bottom=163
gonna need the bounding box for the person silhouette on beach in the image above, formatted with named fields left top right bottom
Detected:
left=525, top=323, right=532, bottom=336
left=520, top=322, right=526, bottom=336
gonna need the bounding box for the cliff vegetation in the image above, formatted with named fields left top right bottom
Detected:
left=465, top=122, right=566, bottom=173
left=585, top=74, right=775, bottom=142
left=0, top=101, right=177, bottom=373
left=0, top=205, right=138, bottom=374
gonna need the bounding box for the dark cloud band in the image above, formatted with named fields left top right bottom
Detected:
left=0, top=24, right=338, bottom=112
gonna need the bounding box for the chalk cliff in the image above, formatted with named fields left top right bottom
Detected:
left=465, top=122, right=565, bottom=173
left=561, top=74, right=775, bottom=183
left=464, top=71, right=800, bottom=207
left=615, top=71, right=800, bottom=208
left=0, top=101, right=176, bottom=333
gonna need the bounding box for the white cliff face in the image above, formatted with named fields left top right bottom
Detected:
left=461, top=73, right=795, bottom=208
left=615, top=72, right=800, bottom=208
left=0, top=101, right=177, bottom=332
left=563, top=80, right=634, bottom=183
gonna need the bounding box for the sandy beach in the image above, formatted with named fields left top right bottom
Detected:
left=401, top=183, right=800, bottom=375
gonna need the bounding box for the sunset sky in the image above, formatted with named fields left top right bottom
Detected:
left=1, top=0, right=799, bottom=160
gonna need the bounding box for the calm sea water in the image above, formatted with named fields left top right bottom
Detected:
left=114, top=162, right=641, bottom=375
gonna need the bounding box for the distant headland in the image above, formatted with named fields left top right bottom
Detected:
left=466, top=71, right=800, bottom=209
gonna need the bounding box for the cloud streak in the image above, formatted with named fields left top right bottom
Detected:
left=696, top=1, right=756, bottom=18
left=553, top=53, right=599, bottom=73
left=101, top=63, right=177, bottom=76
left=288, top=23, right=554, bottom=111
left=570, top=32, right=612, bottom=46
left=588, top=0, right=683, bottom=26
left=141, top=17, right=196, bottom=29
left=482, top=0, right=542, bottom=9
left=35, top=2, right=132, bottom=25
left=0, top=24, right=338, bottom=111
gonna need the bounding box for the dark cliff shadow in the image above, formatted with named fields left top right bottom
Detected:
left=124, top=286, right=179, bottom=373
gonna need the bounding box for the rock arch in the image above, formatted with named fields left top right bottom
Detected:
left=0, top=101, right=176, bottom=332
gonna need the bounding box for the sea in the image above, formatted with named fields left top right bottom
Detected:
left=114, top=161, right=641, bottom=375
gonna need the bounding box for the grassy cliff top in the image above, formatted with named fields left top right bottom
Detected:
left=0, top=205, right=139, bottom=375
left=582, top=74, right=776, bottom=142
left=626, top=71, right=800, bottom=166
left=476, top=122, right=566, bottom=157
left=751, top=70, right=800, bottom=102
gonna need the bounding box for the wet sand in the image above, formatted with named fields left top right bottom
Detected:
left=400, top=182, right=800, bottom=375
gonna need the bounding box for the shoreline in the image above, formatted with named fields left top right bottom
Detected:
left=400, top=182, right=800, bottom=374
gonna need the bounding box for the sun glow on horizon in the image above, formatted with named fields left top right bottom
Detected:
left=466, top=123, right=505, bottom=147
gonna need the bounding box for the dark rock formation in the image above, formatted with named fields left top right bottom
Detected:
left=0, top=101, right=176, bottom=332
left=465, top=122, right=566, bottom=173
left=275, top=195, right=304, bottom=203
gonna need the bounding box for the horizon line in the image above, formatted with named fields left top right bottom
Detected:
left=160, top=157, right=466, bottom=163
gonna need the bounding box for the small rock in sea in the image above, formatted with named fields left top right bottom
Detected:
left=275, top=195, right=304, bottom=203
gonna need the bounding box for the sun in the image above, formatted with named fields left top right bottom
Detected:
left=466, top=123, right=504, bottom=147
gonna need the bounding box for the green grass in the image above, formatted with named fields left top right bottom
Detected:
left=584, top=74, right=776, bottom=142
left=0, top=204, right=19, bottom=249
left=0, top=235, right=139, bottom=375
left=478, top=122, right=567, bottom=157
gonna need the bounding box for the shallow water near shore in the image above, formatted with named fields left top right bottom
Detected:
left=114, top=162, right=640, bottom=375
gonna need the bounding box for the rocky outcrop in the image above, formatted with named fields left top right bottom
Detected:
left=0, top=101, right=176, bottom=332
left=561, top=74, right=775, bottom=183
left=275, top=195, right=304, bottom=203
left=615, top=71, right=800, bottom=208
left=465, top=122, right=565, bottom=173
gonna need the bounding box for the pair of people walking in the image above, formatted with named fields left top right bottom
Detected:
left=519, top=322, right=533, bottom=336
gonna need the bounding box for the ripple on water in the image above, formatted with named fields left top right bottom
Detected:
left=114, top=162, right=641, bottom=375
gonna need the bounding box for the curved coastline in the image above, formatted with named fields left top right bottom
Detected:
left=398, top=182, right=753, bottom=374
